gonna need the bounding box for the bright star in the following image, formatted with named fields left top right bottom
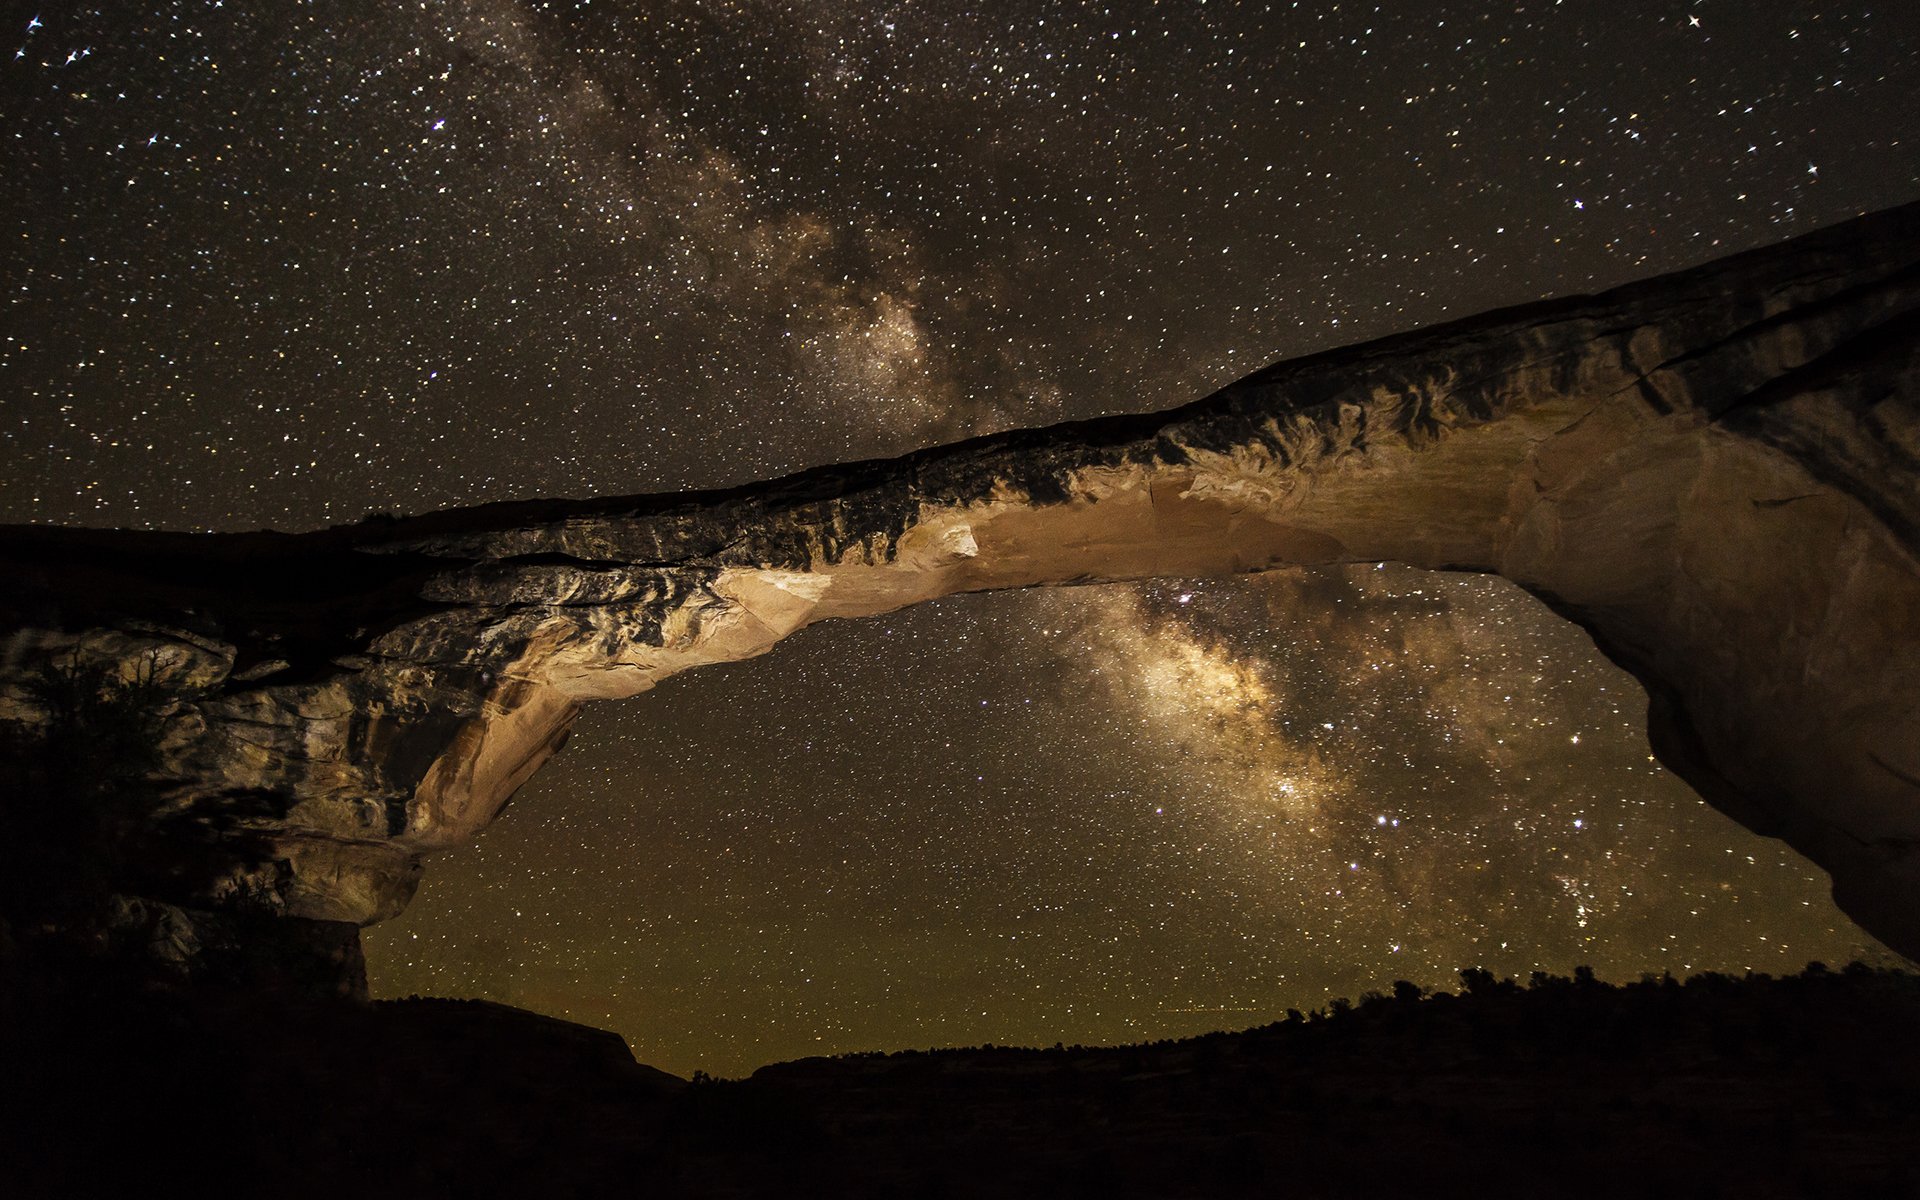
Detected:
left=1688, top=15, right=1702, bottom=28
left=26, top=15, right=41, bottom=32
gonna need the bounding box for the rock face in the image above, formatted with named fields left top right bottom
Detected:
left=3, top=203, right=1918, bottom=986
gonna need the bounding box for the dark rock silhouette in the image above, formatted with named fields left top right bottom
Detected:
left=2, top=202, right=1918, bottom=987
left=4, top=966, right=1917, bottom=1197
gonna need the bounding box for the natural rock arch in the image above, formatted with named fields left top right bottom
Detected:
left=3, top=203, right=1918, bottom=989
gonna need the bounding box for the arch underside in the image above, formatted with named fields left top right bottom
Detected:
left=3, top=203, right=1918, bottom=975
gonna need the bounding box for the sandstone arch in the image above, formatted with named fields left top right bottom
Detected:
left=4, top=203, right=1918, bottom=987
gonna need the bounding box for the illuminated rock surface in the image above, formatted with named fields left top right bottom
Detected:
left=2, top=202, right=1917, bottom=982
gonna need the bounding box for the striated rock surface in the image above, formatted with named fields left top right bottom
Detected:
left=2, top=202, right=1918, bottom=983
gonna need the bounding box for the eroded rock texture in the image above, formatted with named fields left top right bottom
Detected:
left=3, top=203, right=1918, bottom=986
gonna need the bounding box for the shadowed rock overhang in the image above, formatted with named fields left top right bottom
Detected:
left=4, top=201, right=1918, bottom=982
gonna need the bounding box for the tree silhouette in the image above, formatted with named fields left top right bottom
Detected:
left=0, top=650, right=180, bottom=937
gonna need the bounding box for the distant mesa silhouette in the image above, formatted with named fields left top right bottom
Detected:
left=5, top=963, right=1917, bottom=1195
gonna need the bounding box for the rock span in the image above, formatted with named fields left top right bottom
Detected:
left=4, top=202, right=1918, bottom=989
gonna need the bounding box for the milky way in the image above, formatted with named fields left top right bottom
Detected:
left=4, top=1, right=1915, bottom=1075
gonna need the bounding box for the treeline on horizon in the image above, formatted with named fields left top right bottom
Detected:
left=763, top=960, right=1919, bottom=1073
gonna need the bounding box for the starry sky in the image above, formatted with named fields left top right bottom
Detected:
left=4, top=1, right=1916, bottom=1076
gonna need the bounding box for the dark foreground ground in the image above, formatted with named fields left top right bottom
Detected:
left=5, top=966, right=1919, bottom=1198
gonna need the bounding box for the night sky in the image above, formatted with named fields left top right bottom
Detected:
left=5, top=1, right=1916, bottom=1077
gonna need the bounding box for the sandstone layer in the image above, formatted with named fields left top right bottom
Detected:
left=3, top=203, right=1918, bottom=983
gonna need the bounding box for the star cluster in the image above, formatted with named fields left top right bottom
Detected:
left=4, top=1, right=1915, bottom=1076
